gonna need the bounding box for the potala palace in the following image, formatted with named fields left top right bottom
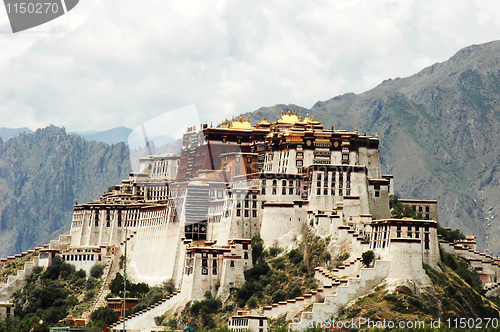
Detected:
left=2, top=111, right=500, bottom=331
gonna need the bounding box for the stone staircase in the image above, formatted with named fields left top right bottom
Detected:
left=110, top=291, right=182, bottom=331
left=0, top=255, right=39, bottom=301
left=263, top=264, right=360, bottom=320
left=485, top=282, right=500, bottom=297
left=83, top=232, right=138, bottom=319
left=288, top=260, right=391, bottom=330
left=83, top=252, right=118, bottom=320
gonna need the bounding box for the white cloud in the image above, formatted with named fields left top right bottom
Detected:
left=1, top=0, right=500, bottom=132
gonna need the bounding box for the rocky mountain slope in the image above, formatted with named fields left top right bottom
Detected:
left=0, top=126, right=131, bottom=257
left=244, top=40, right=500, bottom=255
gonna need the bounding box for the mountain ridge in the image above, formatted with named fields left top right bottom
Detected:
left=0, top=125, right=131, bottom=257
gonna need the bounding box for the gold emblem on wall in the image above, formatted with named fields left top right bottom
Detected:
left=333, top=141, right=339, bottom=148
left=306, top=140, right=312, bottom=146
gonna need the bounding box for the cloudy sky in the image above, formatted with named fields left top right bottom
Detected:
left=1, top=0, right=500, bottom=133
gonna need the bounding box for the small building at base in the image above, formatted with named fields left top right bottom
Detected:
left=228, top=311, right=268, bottom=332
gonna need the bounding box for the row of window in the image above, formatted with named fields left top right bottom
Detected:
left=317, top=181, right=350, bottom=188
left=236, top=209, right=258, bottom=218
left=316, top=188, right=351, bottom=196
left=61, top=254, right=101, bottom=262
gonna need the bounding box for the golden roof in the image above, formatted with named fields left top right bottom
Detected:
left=277, top=109, right=299, bottom=124
left=221, top=115, right=254, bottom=129
left=296, top=113, right=320, bottom=125
left=257, top=116, right=270, bottom=126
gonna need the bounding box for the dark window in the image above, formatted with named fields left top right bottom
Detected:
left=236, top=209, right=241, bottom=217
left=202, top=268, right=208, bottom=275
left=272, top=188, right=277, bottom=195
left=243, top=243, right=249, bottom=250
left=331, top=189, right=335, bottom=195
left=253, top=210, right=257, bottom=217
left=260, top=320, right=264, bottom=327
left=324, top=189, right=328, bottom=195
left=375, top=191, right=380, bottom=197
left=282, top=188, right=286, bottom=195
left=106, top=221, right=110, bottom=227
left=213, top=253, right=217, bottom=258
left=261, top=187, right=266, bottom=195
left=202, top=259, right=208, bottom=267
left=202, top=252, right=208, bottom=258
left=317, top=189, right=321, bottom=195
left=273, top=179, right=277, bottom=186
left=425, top=206, right=430, bottom=212
left=339, top=190, right=343, bottom=196
left=213, top=260, right=217, bottom=267
left=425, top=241, right=430, bottom=250
left=282, top=180, right=287, bottom=186
left=244, top=252, right=249, bottom=259
left=244, top=210, right=249, bottom=217
left=230, top=260, right=235, bottom=267
left=317, top=182, right=321, bottom=188
left=317, top=174, right=321, bottom=181
left=346, top=190, right=351, bottom=195
left=213, top=268, right=217, bottom=275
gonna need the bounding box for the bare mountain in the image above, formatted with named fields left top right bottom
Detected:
left=0, top=125, right=131, bottom=257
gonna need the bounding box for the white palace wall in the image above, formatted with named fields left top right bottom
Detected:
left=260, top=203, right=307, bottom=248
left=127, top=220, right=183, bottom=286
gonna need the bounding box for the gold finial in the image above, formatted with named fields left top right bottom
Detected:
left=288, top=109, right=291, bottom=116
left=247, top=116, right=250, bottom=122
left=281, top=109, right=284, bottom=116
left=239, top=114, right=242, bottom=121
left=299, top=115, right=302, bottom=121
left=210, top=121, right=213, bottom=127
left=355, top=127, right=358, bottom=133
left=376, top=131, right=379, bottom=138
left=264, top=116, right=267, bottom=120
left=295, top=111, right=298, bottom=116
left=311, top=115, right=315, bottom=121
left=232, top=116, right=235, bottom=122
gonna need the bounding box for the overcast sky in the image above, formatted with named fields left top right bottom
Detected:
left=1, top=0, right=500, bottom=133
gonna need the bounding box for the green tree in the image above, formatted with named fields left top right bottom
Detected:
left=362, top=250, right=375, bottom=267
left=90, top=306, right=119, bottom=327
left=251, top=235, right=264, bottom=264
left=90, top=264, right=104, bottom=279
left=389, top=195, right=423, bottom=219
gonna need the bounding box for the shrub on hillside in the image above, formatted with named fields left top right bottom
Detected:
left=90, top=264, right=104, bottom=279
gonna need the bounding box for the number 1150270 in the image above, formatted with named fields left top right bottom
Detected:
left=5, top=2, right=59, bottom=14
